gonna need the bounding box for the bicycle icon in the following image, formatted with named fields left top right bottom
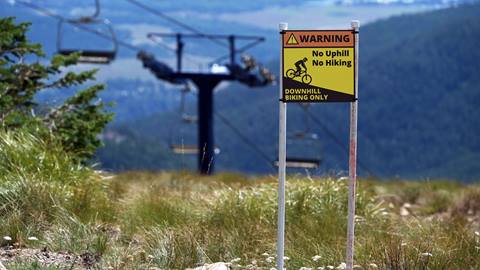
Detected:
left=286, top=58, right=313, bottom=84
left=286, top=69, right=313, bottom=85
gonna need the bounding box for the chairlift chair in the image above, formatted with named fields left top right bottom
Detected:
left=275, top=144, right=322, bottom=169
left=170, top=144, right=199, bottom=155
left=56, top=0, right=118, bottom=64
left=274, top=103, right=322, bottom=169
left=287, top=103, right=318, bottom=140
left=181, top=114, right=198, bottom=124
left=168, top=125, right=198, bottom=156
left=274, top=158, right=321, bottom=169
left=169, top=85, right=220, bottom=156
left=170, top=144, right=221, bottom=155
left=179, top=85, right=198, bottom=124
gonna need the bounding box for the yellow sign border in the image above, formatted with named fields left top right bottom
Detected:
left=281, top=29, right=356, bottom=103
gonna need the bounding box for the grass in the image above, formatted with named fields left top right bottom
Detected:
left=1, top=130, right=480, bottom=269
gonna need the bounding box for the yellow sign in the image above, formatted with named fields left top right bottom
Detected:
left=282, top=30, right=356, bottom=102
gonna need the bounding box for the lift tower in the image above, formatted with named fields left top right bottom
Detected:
left=141, top=33, right=273, bottom=174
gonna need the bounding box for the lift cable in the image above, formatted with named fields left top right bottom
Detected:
left=125, top=0, right=267, bottom=65
left=145, top=36, right=177, bottom=54
left=17, top=1, right=368, bottom=175
left=126, top=0, right=271, bottom=81
left=208, top=38, right=265, bottom=66
left=214, top=111, right=277, bottom=172
left=16, top=0, right=275, bottom=171
left=125, top=0, right=229, bottom=48
left=298, top=104, right=376, bottom=176
left=181, top=89, right=274, bottom=171
left=18, top=1, right=320, bottom=175
left=16, top=1, right=206, bottom=66
left=16, top=0, right=143, bottom=53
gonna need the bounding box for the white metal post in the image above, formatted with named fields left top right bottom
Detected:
left=277, top=22, right=288, bottom=270
left=346, top=20, right=360, bottom=270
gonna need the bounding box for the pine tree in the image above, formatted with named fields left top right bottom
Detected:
left=0, top=17, right=113, bottom=162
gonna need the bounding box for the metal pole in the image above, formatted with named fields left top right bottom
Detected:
left=277, top=22, right=288, bottom=270
left=228, top=35, right=235, bottom=66
left=176, top=33, right=183, bottom=72
left=346, top=20, right=360, bottom=270
left=197, top=80, right=218, bottom=175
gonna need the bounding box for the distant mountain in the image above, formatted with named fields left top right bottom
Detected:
left=97, top=3, right=480, bottom=181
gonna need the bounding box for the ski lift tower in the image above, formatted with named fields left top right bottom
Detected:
left=140, top=33, right=274, bottom=175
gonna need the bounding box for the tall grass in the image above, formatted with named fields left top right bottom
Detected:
left=105, top=173, right=479, bottom=270
left=1, top=130, right=479, bottom=269
left=0, top=130, right=112, bottom=248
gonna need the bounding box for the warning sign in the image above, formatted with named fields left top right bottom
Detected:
left=286, top=34, right=299, bottom=45
left=282, top=30, right=356, bottom=102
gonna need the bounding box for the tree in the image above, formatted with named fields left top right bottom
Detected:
left=0, top=17, right=113, bottom=161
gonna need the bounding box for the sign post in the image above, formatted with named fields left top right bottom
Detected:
left=277, top=22, right=288, bottom=270
left=278, top=20, right=359, bottom=270
left=346, top=20, right=359, bottom=270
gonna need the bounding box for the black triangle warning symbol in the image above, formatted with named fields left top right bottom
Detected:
left=287, top=34, right=299, bottom=45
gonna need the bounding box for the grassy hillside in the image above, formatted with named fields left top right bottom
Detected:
left=2, top=131, right=480, bottom=269
left=98, top=3, right=480, bottom=181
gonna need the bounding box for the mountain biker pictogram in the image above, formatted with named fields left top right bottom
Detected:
left=285, top=57, right=312, bottom=85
